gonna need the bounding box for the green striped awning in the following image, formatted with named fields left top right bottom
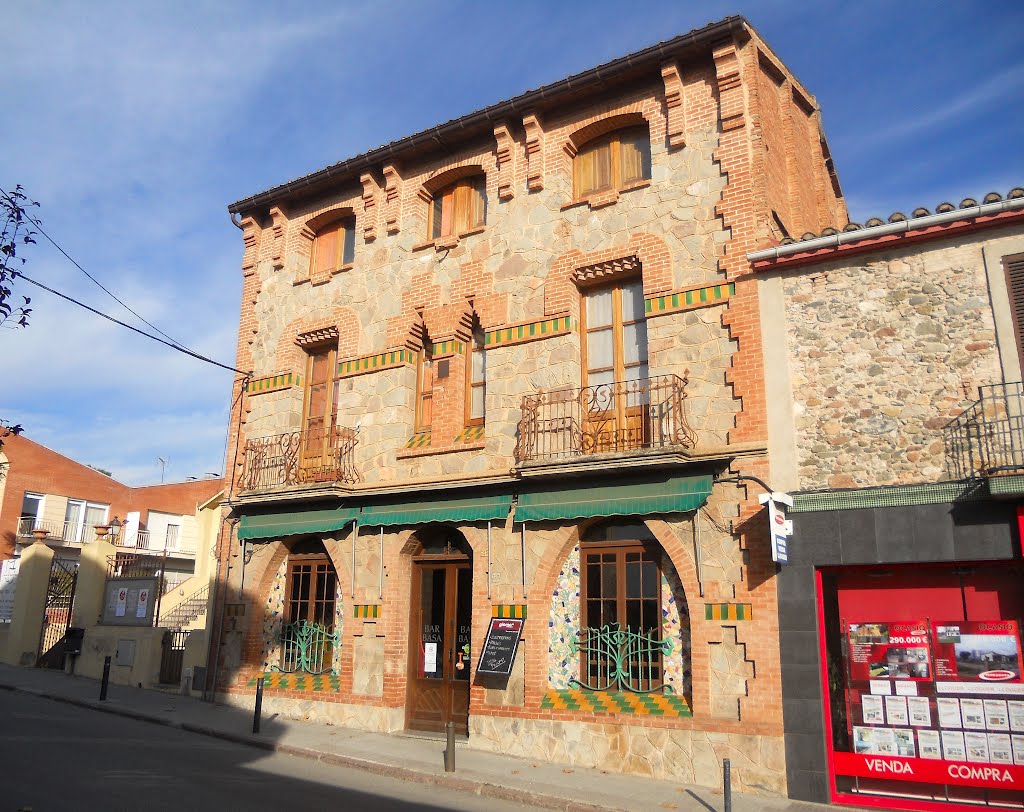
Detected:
left=238, top=507, right=359, bottom=541
left=516, top=474, right=712, bottom=522
left=359, top=494, right=513, bottom=528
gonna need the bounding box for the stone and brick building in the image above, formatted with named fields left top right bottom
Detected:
left=212, top=16, right=846, bottom=796
left=752, top=190, right=1024, bottom=808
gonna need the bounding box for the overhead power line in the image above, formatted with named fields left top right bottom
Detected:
left=0, top=184, right=194, bottom=354
left=14, top=270, right=249, bottom=376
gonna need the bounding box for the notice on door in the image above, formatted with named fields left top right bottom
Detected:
left=423, top=642, right=438, bottom=675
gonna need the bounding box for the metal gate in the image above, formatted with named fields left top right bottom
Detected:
left=159, top=629, right=188, bottom=684
left=37, top=558, right=78, bottom=669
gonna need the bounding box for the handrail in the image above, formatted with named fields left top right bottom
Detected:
left=944, top=382, right=1024, bottom=479
left=240, top=426, right=359, bottom=491
left=514, top=373, right=695, bottom=464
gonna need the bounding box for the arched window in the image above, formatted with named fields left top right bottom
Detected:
left=579, top=521, right=663, bottom=692
left=282, top=539, right=339, bottom=675
left=309, top=215, right=356, bottom=276
left=430, top=175, right=486, bottom=239
left=573, top=125, right=651, bottom=199
left=465, top=318, right=486, bottom=427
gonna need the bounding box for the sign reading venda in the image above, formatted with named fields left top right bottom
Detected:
left=834, top=752, right=1024, bottom=791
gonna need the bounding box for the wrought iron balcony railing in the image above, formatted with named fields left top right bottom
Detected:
left=17, top=519, right=99, bottom=545
left=944, top=381, right=1024, bottom=480
left=514, top=374, right=696, bottom=464
left=239, top=426, right=359, bottom=492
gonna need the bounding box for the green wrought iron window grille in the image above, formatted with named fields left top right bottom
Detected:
left=570, top=622, right=675, bottom=694
left=273, top=620, right=341, bottom=676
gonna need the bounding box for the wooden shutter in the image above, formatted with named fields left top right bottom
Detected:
left=312, top=225, right=339, bottom=275
left=1005, top=253, right=1024, bottom=377
left=619, top=127, right=650, bottom=185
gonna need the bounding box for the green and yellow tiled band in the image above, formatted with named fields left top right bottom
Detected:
left=337, top=348, right=413, bottom=378
left=223, top=603, right=246, bottom=618
left=249, top=672, right=342, bottom=692
left=353, top=604, right=380, bottom=619
left=246, top=372, right=301, bottom=394
left=704, top=603, right=752, bottom=621
left=455, top=425, right=485, bottom=443
left=492, top=604, right=527, bottom=619
left=541, top=688, right=691, bottom=717
left=645, top=282, right=734, bottom=316
left=432, top=339, right=465, bottom=357
left=485, top=315, right=576, bottom=347
left=404, top=431, right=431, bottom=449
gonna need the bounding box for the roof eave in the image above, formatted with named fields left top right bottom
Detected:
left=227, top=15, right=748, bottom=216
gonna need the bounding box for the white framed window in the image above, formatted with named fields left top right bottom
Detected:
left=64, top=499, right=109, bottom=543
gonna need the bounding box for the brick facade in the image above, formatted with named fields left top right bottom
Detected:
left=214, top=17, right=845, bottom=797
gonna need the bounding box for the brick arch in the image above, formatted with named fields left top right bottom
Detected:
left=272, top=307, right=361, bottom=373
left=303, top=205, right=357, bottom=236
left=544, top=232, right=674, bottom=317
left=528, top=515, right=706, bottom=710
left=564, top=110, right=649, bottom=158
left=421, top=163, right=487, bottom=198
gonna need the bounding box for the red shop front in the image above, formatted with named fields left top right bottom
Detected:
left=817, top=562, right=1024, bottom=810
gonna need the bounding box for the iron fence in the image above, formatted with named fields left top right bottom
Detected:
left=944, top=382, right=1024, bottom=479
left=240, top=426, right=359, bottom=491
left=106, top=553, right=164, bottom=580
left=514, top=373, right=696, bottom=464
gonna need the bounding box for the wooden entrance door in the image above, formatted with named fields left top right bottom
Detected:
left=407, top=561, right=472, bottom=734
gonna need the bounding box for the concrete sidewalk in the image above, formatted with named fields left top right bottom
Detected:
left=0, top=664, right=849, bottom=812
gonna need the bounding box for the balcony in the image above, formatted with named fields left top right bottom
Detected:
left=17, top=519, right=95, bottom=545
left=945, top=382, right=1024, bottom=487
left=514, top=374, right=696, bottom=466
left=239, top=426, right=359, bottom=493
left=116, top=528, right=196, bottom=557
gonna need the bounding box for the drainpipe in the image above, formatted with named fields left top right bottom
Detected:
left=747, top=196, right=1024, bottom=263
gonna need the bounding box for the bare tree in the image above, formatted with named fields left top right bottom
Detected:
left=1, top=184, right=39, bottom=329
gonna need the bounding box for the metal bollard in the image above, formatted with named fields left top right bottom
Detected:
left=253, top=676, right=264, bottom=734
left=723, top=757, right=732, bottom=812
left=99, top=656, right=111, bottom=701
left=443, top=721, right=456, bottom=772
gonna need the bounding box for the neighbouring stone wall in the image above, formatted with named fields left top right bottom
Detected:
left=782, top=235, right=1005, bottom=490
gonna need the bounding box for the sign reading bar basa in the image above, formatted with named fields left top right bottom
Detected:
left=476, top=618, right=524, bottom=677
left=847, top=621, right=932, bottom=682
left=932, top=620, right=1023, bottom=683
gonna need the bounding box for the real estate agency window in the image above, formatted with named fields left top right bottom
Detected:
left=573, top=125, right=651, bottom=199
left=580, top=525, right=663, bottom=692
left=430, top=175, right=486, bottom=239
left=465, top=320, right=486, bottom=426
left=309, top=215, right=356, bottom=276
left=582, top=278, right=648, bottom=388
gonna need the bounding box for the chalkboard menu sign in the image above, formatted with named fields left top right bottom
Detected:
left=476, top=618, right=524, bottom=676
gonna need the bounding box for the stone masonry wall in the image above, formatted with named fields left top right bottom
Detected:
left=782, top=234, right=1004, bottom=490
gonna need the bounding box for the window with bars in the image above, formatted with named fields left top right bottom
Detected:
left=579, top=541, right=664, bottom=692
left=573, top=126, right=651, bottom=200
left=285, top=555, right=337, bottom=627
left=308, top=216, right=356, bottom=277
left=430, top=175, right=486, bottom=239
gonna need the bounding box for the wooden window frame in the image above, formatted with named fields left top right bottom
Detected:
left=309, top=216, right=356, bottom=277
left=464, top=320, right=486, bottom=428
left=573, top=125, right=652, bottom=200
left=284, top=553, right=337, bottom=627
left=579, top=277, right=648, bottom=389
left=415, top=341, right=434, bottom=432
left=300, top=344, right=338, bottom=458
left=429, top=176, right=486, bottom=240
left=578, top=540, right=664, bottom=687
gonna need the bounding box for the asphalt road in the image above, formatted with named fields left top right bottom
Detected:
left=0, top=692, right=543, bottom=812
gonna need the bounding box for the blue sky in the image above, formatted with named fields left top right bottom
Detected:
left=3, top=1, right=1022, bottom=485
